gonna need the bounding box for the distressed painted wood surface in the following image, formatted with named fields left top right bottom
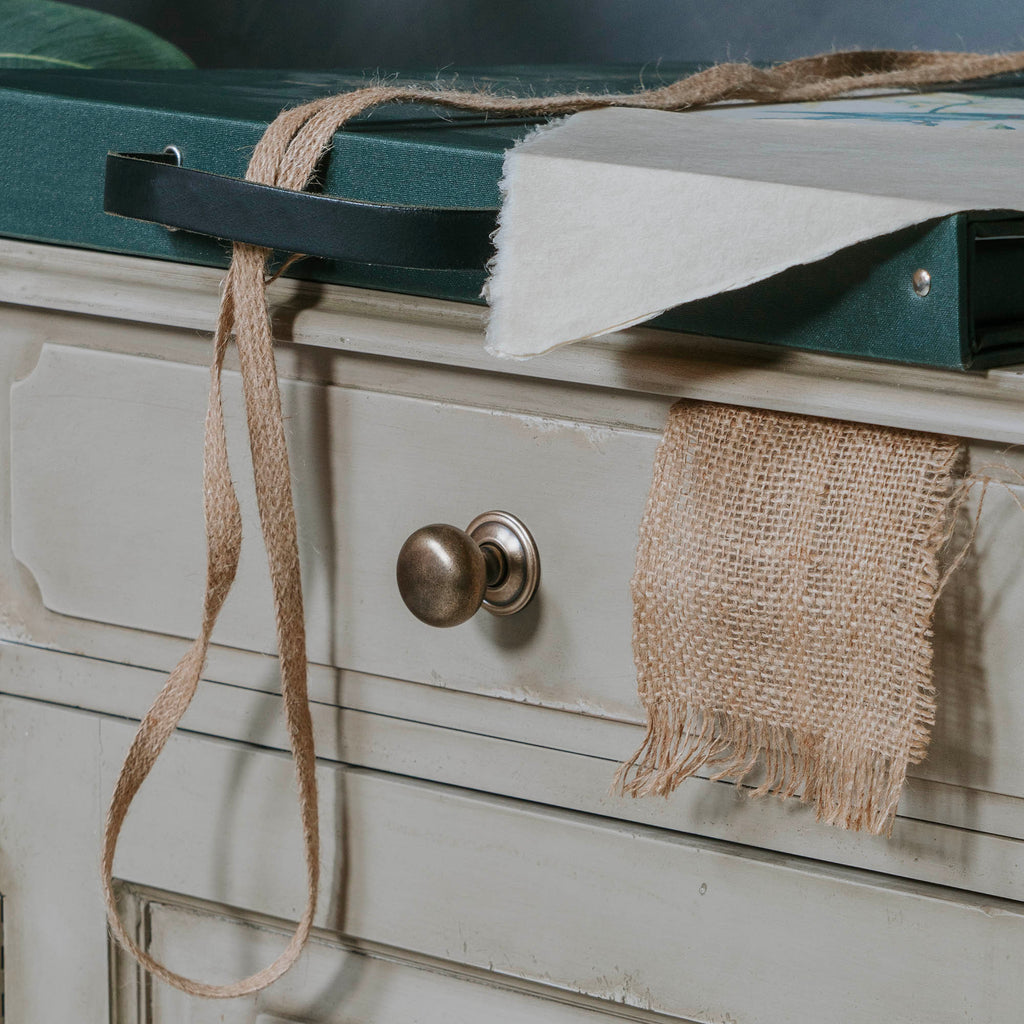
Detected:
left=11, top=342, right=652, bottom=719
left=14, top=690, right=1023, bottom=1024
left=126, top=891, right=678, bottom=1024
left=2, top=640, right=1022, bottom=904
left=96, top=711, right=1024, bottom=1024
left=2, top=238, right=1024, bottom=442
left=0, top=697, right=110, bottom=1021
left=4, top=237, right=1024, bottom=1021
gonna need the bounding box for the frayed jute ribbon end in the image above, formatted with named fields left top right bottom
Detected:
left=614, top=705, right=912, bottom=836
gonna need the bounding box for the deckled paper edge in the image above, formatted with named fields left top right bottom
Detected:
left=481, top=108, right=1021, bottom=360
left=483, top=115, right=574, bottom=361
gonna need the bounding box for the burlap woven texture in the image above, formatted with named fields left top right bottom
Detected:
left=619, top=402, right=964, bottom=835
left=99, top=47, right=1024, bottom=996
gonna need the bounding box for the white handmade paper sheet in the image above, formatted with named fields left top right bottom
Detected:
left=485, top=92, right=1024, bottom=358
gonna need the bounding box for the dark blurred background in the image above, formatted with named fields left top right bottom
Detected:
left=59, top=0, right=1024, bottom=69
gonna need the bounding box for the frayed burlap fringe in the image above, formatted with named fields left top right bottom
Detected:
left=101, top=48, right=1024, bottom=997
left=618, top=402, right=965, bottom=836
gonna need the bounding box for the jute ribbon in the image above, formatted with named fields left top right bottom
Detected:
left=102, top=48, right=1024, bottom=997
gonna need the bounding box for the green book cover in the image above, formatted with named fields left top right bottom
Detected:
left=1, top=66, right=1023, bottom=368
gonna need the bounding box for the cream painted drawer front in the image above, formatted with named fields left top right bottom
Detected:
left=11, top=342, right=652, bottom=719
left=0, top=696, right=111, bottom=1021
left=10, top=338, right=1024, bottom=825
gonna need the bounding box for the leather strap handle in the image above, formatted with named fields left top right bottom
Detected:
left=104, top=150, right=499, bottom=269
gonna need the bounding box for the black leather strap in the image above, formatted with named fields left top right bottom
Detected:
left=104, top=151, right=499, bottom=270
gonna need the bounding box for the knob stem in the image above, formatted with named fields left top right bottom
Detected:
left=481, top=543, right=507, bottom=589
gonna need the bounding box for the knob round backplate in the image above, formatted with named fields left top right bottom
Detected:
left=396, top=511, right=540, bottom=627
left=466, top=511, right=539, bottom=616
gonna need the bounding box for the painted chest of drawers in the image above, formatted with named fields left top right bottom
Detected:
left=2, top=237, right=1024, bottom=1023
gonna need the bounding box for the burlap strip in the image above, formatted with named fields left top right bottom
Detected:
left=618, top=402, right=966, bottom=835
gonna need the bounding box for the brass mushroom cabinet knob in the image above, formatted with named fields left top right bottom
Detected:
left=396, top=510, right=540, bottom=627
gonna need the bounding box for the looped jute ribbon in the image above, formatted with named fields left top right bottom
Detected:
left=101, top=48, right=1024, bottom=997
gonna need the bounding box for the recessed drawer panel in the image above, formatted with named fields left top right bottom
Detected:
left=11, top=343, right=654, bottom=718
left=12, top=342, right=1024, bottom=812
left=121, top=892, right=655, bottom=1024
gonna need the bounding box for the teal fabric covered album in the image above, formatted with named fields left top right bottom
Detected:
left=1, top=65, right=1023, bottom=369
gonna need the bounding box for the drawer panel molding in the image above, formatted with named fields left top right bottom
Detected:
left=11, top=342, right=652, bottom=718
